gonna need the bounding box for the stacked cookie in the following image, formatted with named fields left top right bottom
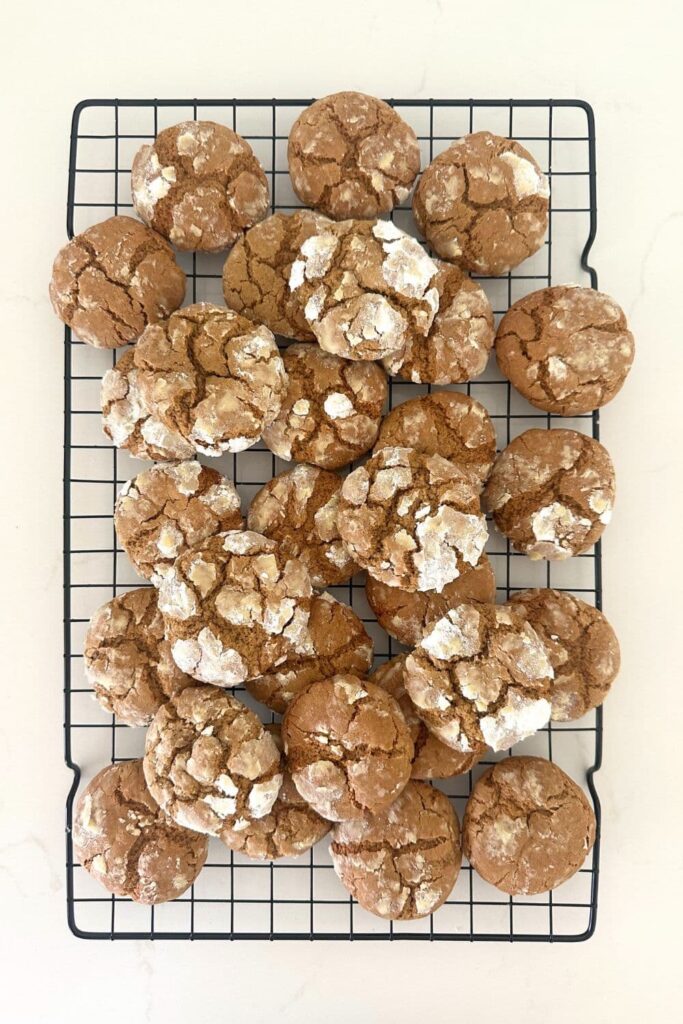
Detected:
left=51, top=92, right=630, bottom=919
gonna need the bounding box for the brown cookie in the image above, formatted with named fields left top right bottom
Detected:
left=288, top=92, right=420, bottom=220
left=131, top=121, right=269, bottom=252
left=73, top=759, right=208, bottom=904
left=261, top=343, right=387, bottom=469
left=49, top=215, right=186, bottom=348
left=404, top=601, right=553, bottom=752
left=158, top=530, right=312, bottom=687
left=495, top=285, right=635, bottom=414
left=413, top=132, right=549, bottom=275
left=133, top=303, right=286, bottom=456
left=84, top=588, right=193, bottom=727
left=463, top=756, right=596, bottom=895
left=143, top=686, right=283, bottom=835
left=330, top=781, right=461, bottom=920
left=509, top=588, right=620, bottom=721
left=246, top=592, right=373, bottom=714
left=114, top=460, right=243, bottom=584
left=282, top=675, right=414, bottom=822
left=483, top=429, right=616, bottom=560
left=247, top=464, right=357, bottom=588
left=337, top=446, right=488, bottom=593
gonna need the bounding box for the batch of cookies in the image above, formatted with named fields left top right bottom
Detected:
left=52, top=92, right=633, bottom=920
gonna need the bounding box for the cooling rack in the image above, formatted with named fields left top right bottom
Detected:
left=64, top=97, right=602, bottom=942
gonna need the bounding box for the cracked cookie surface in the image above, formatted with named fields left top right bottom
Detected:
left=483, top=428, right=616, bottom=559
left=49, top=215, right=186, bottom=348
left=131, top=120, right=269, bottom=252
left=463, top=756, right=596, bottom=895
left=495, top=285, right=635, bottom=414
left=413, top=131, right=549, bottom=275
left=330, top=781, right=461, bottom=920
left=73, top=759, right=208, bottom=904
left=282, top=675, right=413, bottom=822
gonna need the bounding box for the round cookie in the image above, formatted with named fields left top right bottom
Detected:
left=143, top=686, right=283, bottom=835
left=158, top=530, right=312, bottom=687
left=49, top=215, right=186, bottom=348
left=404, top=601, right=554, bottom=752
left=483, top=428, right=616, bottom=560
left=495, top=285, right=635, bottom=415
left=282, top=675, right=414, bottom=822
left=131, top=120, right=269, bottom=252
left=114, top=460, right=243, bottom=585
left=246, top=592, right=373, bottom=714
left=384, top=262, right=494, bottom=383
left=463, top=756, right=596, bottom=895
left=222, top=210, right=330, bottom=341
left=337, top=446, right=488, bottom=593
left=374, top=391, right=496, bottom=490
left=330, top=781, right=461, bottom=920
left=373, top=655, right=483, bottom=780
left=413, top=132, right=549, bottom=275
left=84, top=588, right=193, bottom=727
left=366, top=555, right=496, bottom=648
left=288, top=92, right=420, bottom=220
left=262, top=343, right=387, bottom=470
left=509, top=588, right=620, bottom=721
left=133, top=303, right=286, bottom=456
left=288, top=218, right=439, bottom=361
left=73, top=759, right=208, bottom=904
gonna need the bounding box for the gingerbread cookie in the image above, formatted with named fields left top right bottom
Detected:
left=261, top=343, right=387, bottom=469
left=131, top=120, right=269, bottom=252
left=463, top=756, right=596, bottom=895
left=413, top=132, right=549, bottom=275
left=483, top=429, right=616, bottom=559
left=49, top=215, right=186, bottom=348
left=495, top=285, right=635, bottom=414
left=404, top=601, right=553, bottom=752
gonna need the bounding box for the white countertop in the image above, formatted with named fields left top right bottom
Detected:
left=2, top=0, right=681, bottom=1020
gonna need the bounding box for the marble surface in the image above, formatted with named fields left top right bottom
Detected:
left=1, top=0, right=681, bottom=1020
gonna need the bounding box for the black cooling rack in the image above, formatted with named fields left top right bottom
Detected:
left=64, top=97, right=602, bottom=942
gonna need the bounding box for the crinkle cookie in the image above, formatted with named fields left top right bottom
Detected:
left=288, top=92, right=420, bottom=220
left=374, top=391, right=496, bottom=490
left=219, top=726, right=331, bottom=860
left=262, top=343, right=387, bottom=469
left=101, top=352, right=195, bottom=461
left=495, top=285, right=635, bottom=415
left=483, top=428, right=616, bottom=560
left=49, top=215, right=186, bottom=348
left=143, top=686, right=283, bottom=835
left=158, top=530, right=312, bottom=687
left=337, top=446, right=488, bottom=593
left=114, top=460, right=243, bottom=584
left=413, top=132, right=549, bottom=276
left=131, top=120, right=269, bottom=252
left=384, top=262, right=494, bottom=383
left=373, top=655, right=483, bottom=780
left=509, top=588, right=620, bottom=721
left=84, top=588, right=193, bottom=727
left=331, top=781, right=461, bottom=920
left=463, top=756, right=596, bottom=895
left=222, top=211, right=330, bottom=341
left=133, top=303, right=286, bottom=456
left=73, top=760, right=208, bottom=904
left=366, top=555, right=496, bottom=648
left=247, top=464, right=357, bottom=588
left=289, top=219, right=439, bottom=361
left=282, top=675, right=414, bottom=822
left=246, top=592, right=373, bottom=714
left=404, top=601, right=554, bottom=752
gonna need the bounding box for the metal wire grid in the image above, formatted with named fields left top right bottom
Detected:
left=64, top=98, right=602, bottom=942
